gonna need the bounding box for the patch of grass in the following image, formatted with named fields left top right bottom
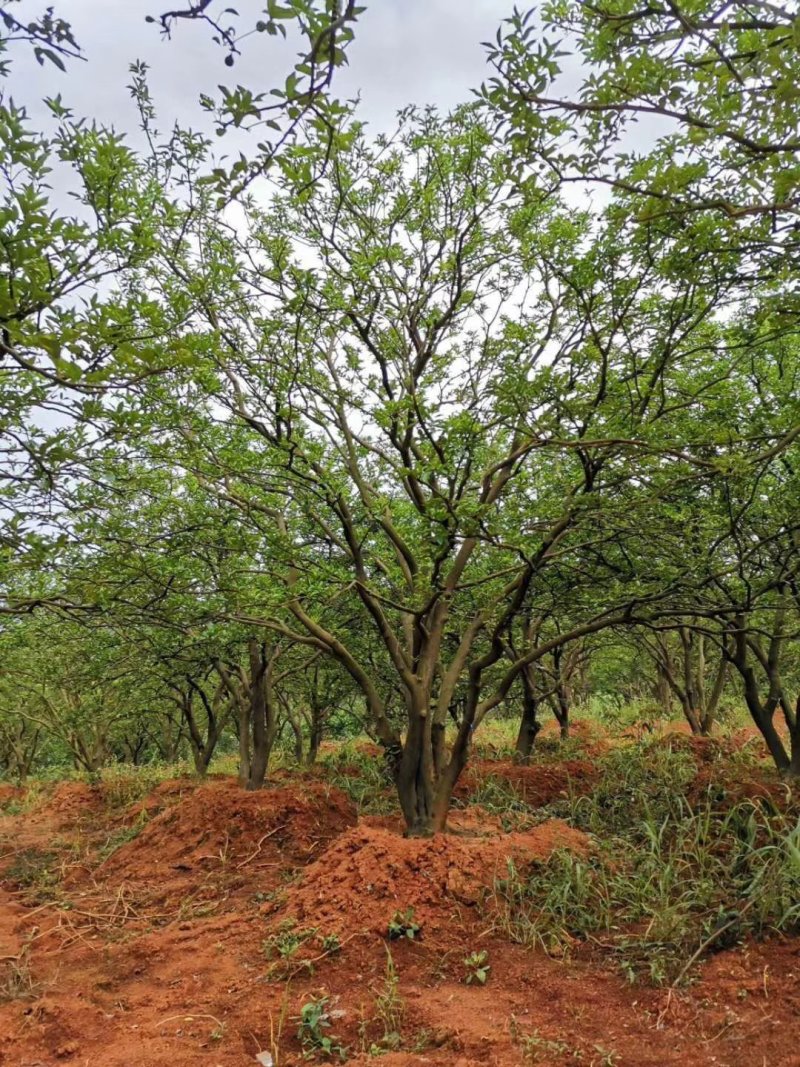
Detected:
left=365, top=947, right=405, bottom=1053
left=510, top=1019, right=583, bottom=1064
left=320, top=744, right=395, bottom=815
left=552, top=740, right=697, bottom=837
left=0, top=781, right=47, bottom=816
left=4, top=847, right=61, bottom=902
left=99, top=764, right=180, bottom=810
left=0, top=941, right=39, bottom=1003
left=98, top=810, right=150, bottom=860
left=491, top=788, right=800, bottom=984
left=457, top=772, right=538, bottom=830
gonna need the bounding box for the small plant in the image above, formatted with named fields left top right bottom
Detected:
left=387, top=908, right=420, bottom=941
left=0, top=941, right=39, bottom=1003
left=263, top=921, right=322, bottom=978
left=371, top=947, right=404, bottom=1051
left=210, top=1022, right=226, bottom=1042
left=463, top=949, right=490, bottom=985
left=512, top=1022, right=582, bottom=1064
left=263, top=920, right=318, bottom=961
left=319, top=933, right=341, bottom=955
left=296, top=995, right=347, bottom=1060
left=592, top=1045, right=618, bottom=1066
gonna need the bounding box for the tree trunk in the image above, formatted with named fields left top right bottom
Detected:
left=431, top=719, right=447, bottom=777
left=247, top=639, right=269, bottom=790
left=395, top=709, right=437, bottom=836
left=237, top=697, right=251, bottom=786
left=728, top=620, right=790, bottom=773
left=552, top=689, right=570, bottom=740
left=307, top=712, right=323, bottom=765
left=788, top=702, right=800, bottom=778
left=289, top=712, right=304, bottom=764
left=514, top=669, right=540, bottom=764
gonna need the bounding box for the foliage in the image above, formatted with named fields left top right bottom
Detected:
left=463, top=949, right=490, bottom=985
left=296, top=995, right=347, bottom=1061
left=387, top=908, right=421, bottom=942
left=1, top=0, right=799, bottom=830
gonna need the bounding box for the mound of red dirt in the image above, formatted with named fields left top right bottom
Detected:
left=689, top=763, right=798, bottom=810
left=538, top=718, right=606, bottom=742
left=39, top=781, right=104, bottom=822
left=123, top=776, right=200, bottom=820
left=458, top=757, right=598, bottom=806
left=281, top=818, right=590, bottom=941
left=101, top=779, right=357, bottom=885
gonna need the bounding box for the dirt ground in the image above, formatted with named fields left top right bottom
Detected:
left=0, top=747, right=798, bottom=1067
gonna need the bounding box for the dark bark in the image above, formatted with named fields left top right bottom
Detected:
left=183, top=678, right=225, bottom=777
left=726, top=614, right=791, bottom=773
left=246, top=639, right=281, bottom=790
left=514, top=668, right=540, bottom=764
left=247, top=639, right=270, bottom=789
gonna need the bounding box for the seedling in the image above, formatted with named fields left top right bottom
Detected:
left=319, top=933, right=341, bottom=955
left=464, top=949, right=490, bottom=985
left=296, top=996, right=346, bottom=1060
left=387, top=908, right=420, bottom=941
left=263, top=920, right=318, bottom=961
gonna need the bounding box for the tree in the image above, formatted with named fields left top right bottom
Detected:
left=637, top=623, right=729, bottom=735
left=101, top=100, right=777, bottom=833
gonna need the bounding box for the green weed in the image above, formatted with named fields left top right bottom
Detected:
left=387, top=908, right=420, bottom=941
left=463, top=949, right=490, bottom=985
left=296, top=995, right=347, bottom=1060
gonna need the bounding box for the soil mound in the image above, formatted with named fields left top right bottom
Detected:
left=538, top=718, right=606, bottom=742
left=39, top=781, right=104, bottom=822
left=101, top=779, right=357, bottom=884
left=123, top=776, right=200, bottom=820
left=281, top=818, right=590, bottom=940
left=458, top=758, right=597, bottom=806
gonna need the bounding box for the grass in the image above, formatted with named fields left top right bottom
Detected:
left=4, top=846, right=63, bottom=903
left=319, top=743, right=396, bottom=815
left=489, top=742, right=800, bottom=984
left=0, top=940, right=39, bottom=1003
left=372, top=947, right=404, bottom=1051
left=97, top=810, right=150, bottom=860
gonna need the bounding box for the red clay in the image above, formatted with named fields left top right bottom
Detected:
left=459, top=757, right=598, bottom=806
left=281, top=817, right=590, bottom=942
left=0, top=765, right=798, bottom=1066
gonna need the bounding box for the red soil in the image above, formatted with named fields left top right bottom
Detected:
left=459, top=757, right=598, bottom=806
left=102, top=779, right=357, bottom=888
left=0, top=768, right=798, bottom=1066
left=281, top=817, right=590, bottom=942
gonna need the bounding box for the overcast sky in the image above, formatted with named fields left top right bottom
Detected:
left=12, top=1, right=515, bottom=143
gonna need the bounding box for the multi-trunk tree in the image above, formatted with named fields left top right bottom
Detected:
left=101, top=101, right=789, bottom=833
